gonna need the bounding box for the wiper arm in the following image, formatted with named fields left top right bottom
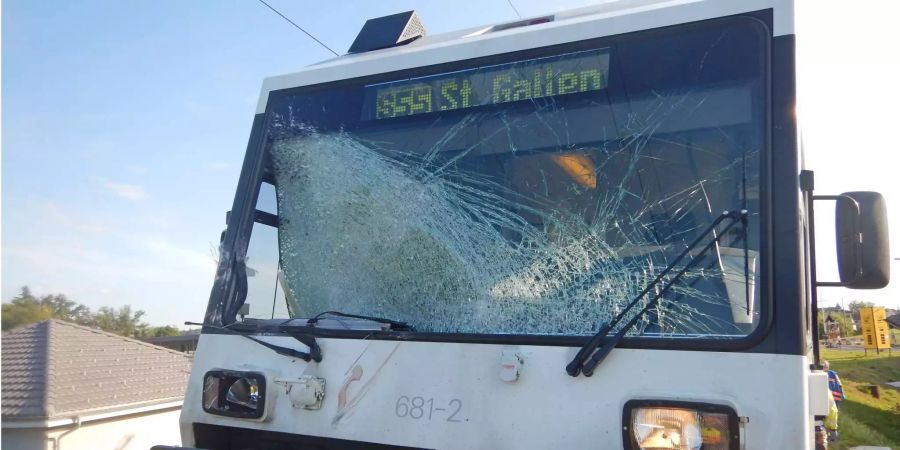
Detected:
left=566, top=209, right=747, bottom=377
left=306, top=311, right=415, bottom=331
left=186, top=321, right=322, bottom=363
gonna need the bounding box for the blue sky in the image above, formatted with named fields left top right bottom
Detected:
left=3, top=0, right=899, bottom=326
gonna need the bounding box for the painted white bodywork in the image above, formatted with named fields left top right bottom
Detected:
left=181, top=0, right=821, bottom=448
left=182, top=334, right=814, bottom=449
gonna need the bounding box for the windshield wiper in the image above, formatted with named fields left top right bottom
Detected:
left=306, top=311, right=415, bottom=331
left=565, top=209, right=747, bottom=377
left=186, top=321, right=322, bottom=363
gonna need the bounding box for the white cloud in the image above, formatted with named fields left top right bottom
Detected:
left=141, top=237, right=218, bottom=272
left=208, top=161, right=232, bottom=171
left=104, top=181, right=148, bottom=201
left=42, top=201, right=111, bottom=233
left=125, top=164, right=148, bottom=174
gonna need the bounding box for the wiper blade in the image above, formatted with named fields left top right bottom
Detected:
left=306, top=311, right=415, bottom=331
left=186, top=321, right=322, bottom=362
left=566, top=209, right=747, bottom=377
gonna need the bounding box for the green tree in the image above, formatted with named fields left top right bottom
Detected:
left=2, top=287, right=97, bottom=330
left=847, top=300, right=876, bottom=314
left=2, top=288, right=54, bottom=331
left=140, top=325, right=182, bottom=338
left=90, top=305, right=148, bottom=338
left=2, top=286, right=183, bottom=338
left=40, top=293, right=92, bottom=325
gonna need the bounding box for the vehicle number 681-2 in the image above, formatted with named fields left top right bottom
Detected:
left=394, top=396, right=463, bottom=422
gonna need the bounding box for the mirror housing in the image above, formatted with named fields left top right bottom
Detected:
left=835, top=191, right=890, bottom=289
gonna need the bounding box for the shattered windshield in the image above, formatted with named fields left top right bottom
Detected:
left=265, top=18, right=767, bottom=338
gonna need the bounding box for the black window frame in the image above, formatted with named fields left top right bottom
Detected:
left=206, top=11, right=780, bottom=355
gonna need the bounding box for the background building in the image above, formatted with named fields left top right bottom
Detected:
left=1, top=320, right=192, bottom=449
left=143, top=330, right=200, bottom=353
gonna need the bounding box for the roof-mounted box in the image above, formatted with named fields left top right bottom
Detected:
left=347, top=10, right=426, bottom=54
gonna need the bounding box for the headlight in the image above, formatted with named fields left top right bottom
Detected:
left=202, top=370, right=266, bottom=419
left=623, top=400, right=738, bottom=450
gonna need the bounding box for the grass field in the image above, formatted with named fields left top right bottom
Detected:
left=821, top=349, right=900, bottom=449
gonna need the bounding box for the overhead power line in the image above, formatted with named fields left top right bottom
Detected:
left=256, top=0, right=339, bottom=56
left=507, top=0, right=522, bottom=19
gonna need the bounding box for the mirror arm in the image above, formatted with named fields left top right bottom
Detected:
left=799, top=174, right=866, bottom=368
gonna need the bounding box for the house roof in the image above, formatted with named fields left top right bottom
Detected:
left=887, top=313, right=900, bottom=328
left=1, top=320, right=192, bottom=421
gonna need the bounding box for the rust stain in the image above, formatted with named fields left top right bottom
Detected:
left=337, top=365, right=364, bottom=410
left=332, top=342, right=400, bottom=426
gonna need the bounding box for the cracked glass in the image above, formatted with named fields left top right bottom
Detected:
left=263, top=18, right=767, bottom=338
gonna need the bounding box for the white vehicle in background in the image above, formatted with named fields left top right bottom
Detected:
left=156, top=0, right=891, bottom=448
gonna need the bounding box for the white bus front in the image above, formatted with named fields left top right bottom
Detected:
left=170, top=1, right=890, bottom=449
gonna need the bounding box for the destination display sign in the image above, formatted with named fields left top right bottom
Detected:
left=363, top=48, right=610, bottom=120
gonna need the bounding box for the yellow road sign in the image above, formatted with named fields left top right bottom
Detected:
left=860, top=307, right=891, bottom=351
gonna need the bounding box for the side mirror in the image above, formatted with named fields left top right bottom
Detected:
left=835, top=191, right=890, bottom=289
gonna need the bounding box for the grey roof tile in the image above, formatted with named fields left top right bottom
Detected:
left=2, top=320, right=192, bottom=420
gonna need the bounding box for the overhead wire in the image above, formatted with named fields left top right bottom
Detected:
left=506, top=0, right=523, bottom=18
left=256, top=0, right=339, bottom=56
